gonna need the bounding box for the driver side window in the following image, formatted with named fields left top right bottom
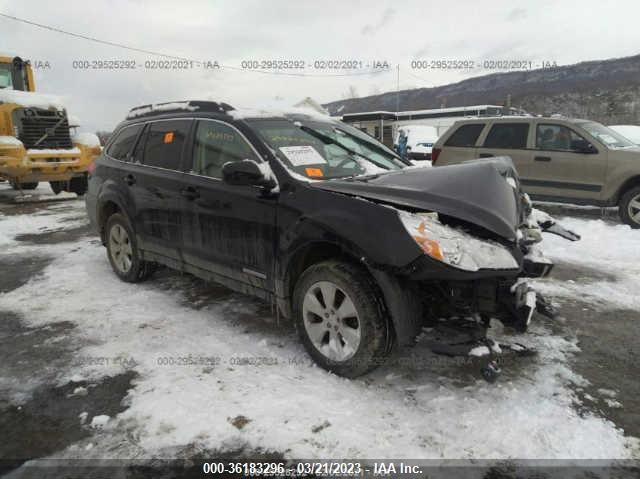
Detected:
left=536, top=124, right=587, bottom=152
left=192, top=120, right=259, bottom=179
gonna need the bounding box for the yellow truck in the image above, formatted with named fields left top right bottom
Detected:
left=0, top=55, right=101, bottom=195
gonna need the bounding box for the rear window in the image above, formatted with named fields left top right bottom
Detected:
left=106, top=124, right=143, bottom=161
left=444, top=124, right=485, bottom=147
left=142, top=120, right=191, bottom=170
left=483, top=123, right=529, bottom=149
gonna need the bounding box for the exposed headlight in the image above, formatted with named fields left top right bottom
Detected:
left=398, top=211, right=519, bottom=272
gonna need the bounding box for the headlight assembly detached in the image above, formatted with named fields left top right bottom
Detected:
left=398, top=211, right=519, bottom=272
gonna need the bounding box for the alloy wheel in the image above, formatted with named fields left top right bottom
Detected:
left=628, top=193, right=640, bottom=225
left=302, top=281, right=361, bottom=362
left=109, top=223, right=133, bottom=274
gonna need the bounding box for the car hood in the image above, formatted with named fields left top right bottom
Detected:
left=311, top=157, right=522, bottom=241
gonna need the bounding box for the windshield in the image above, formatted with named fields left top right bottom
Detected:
left=580, top=121, right=635, bottom=149
left=249, top=118, right=407, bottom=180
left=0, top=63, right=13, bottom=89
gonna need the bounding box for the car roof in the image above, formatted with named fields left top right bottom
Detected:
left=118, top=100, right=337, bottom=128
left=449, top=115, right=591, bottom=125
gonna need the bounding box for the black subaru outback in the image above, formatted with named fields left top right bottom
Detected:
left=86, top=101, right=577, bottom=380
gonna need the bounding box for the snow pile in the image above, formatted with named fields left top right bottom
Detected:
left=0, top=135, right=23, bottom=147
left=72, top=133, right=101, bottom=148
left=0, top=89, right=66, bottom=110
left=532, top=217, right=640, bottom=310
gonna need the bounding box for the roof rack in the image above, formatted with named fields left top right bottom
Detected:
left=126, top=100, right=235, bottom=120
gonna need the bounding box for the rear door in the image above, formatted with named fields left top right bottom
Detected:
left=180, top=118, right=277, bottom=297
left=437, top=123, right=486, bottom=165
left=127, top=119, right=192, bottom=263
left=522, top=122, right=607, bottom=201
left=476, top=121, right=532, bottom=176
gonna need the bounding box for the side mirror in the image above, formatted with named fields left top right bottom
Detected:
left=222, top=160, right=276, bottom=190
left=571, top=139, right=597, bottom=154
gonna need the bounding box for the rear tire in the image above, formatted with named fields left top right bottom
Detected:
left=105, top=213, right=156, bottom=282
left=619, top=186, right=640, bottom=229
left=292, top=260, right=390, bottom=378
left=50, top=181, right=63, bottom=195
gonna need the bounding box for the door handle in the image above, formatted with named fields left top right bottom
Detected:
left=534, top=156, right=552, bottom=162
left=479, top=153, right=494, bottom=158
left=180, top=186, right=200, bottom=200
left=122, top=174, right=136, bottom=185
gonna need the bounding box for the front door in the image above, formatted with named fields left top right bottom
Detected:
left=522, top=122, right=607, bottom=201
left=180, top=119, right=277, bottom=296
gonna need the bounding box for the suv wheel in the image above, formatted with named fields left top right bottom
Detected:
left=293, top=260, right=389, bottom=377
left=619, top=186, right=640, bottom=229
left=105, top=213, right=156, bottom=282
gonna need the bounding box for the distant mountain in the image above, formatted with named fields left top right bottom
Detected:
left=323, top=54, right=640, bottom=125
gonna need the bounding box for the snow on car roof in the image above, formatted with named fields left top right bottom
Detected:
left=229, top=105, right=336, bottom=123
left=0, top=89, right=66, bottom=110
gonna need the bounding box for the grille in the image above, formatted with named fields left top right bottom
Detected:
left=17, top=109, right=73, bottom=150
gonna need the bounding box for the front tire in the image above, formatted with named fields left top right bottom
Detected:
left=619, top=186, right=640, bottom=229
left=10, top=181, right=38, bottom=190
left=105, top=213, right=156, bottom=282
left=293, top=260, right=390, bottom=378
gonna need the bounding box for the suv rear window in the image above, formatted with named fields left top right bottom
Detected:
left=483, top=123, right=529, bottom=149
left=142, top=120, right=191, bottom=170
left=444, top=124, right=485, bottom=147
left=107, top=124, right=143, bottom=161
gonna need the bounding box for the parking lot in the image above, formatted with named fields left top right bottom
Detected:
left=0, top=182, right=638, bottom=473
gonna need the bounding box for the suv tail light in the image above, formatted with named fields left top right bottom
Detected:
left=431, top=147, right=441, bottom=165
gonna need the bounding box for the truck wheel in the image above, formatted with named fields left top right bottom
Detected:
left=10, top=181, right=38, bottom=190
left=105, top=213, right=156, bottom=282
left=69, top=175, right=88, bottom=196
left=619, top=186, right=640, bottom=229
left=50, top=181, right=63, bottom=195
left=292, top=260, right=390, bottom=378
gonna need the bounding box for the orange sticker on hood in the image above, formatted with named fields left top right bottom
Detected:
left=163, top=132, right=174, bottom=143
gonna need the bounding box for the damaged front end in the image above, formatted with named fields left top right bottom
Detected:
left=388, top=162, right=580, bottom=382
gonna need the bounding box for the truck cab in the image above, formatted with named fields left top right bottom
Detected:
left=0, top=55, right=101, bottom=194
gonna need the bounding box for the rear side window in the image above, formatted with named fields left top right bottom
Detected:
left=142, top=120, right=191, bottom=170
left=444, top=124, right=485, bottom=147
left=106, top=124, right=143, bottom=161
left=483, top=123, right=529, bottom=149
left=191, top=120, right=259, bottom=179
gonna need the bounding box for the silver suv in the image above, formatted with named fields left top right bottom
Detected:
left=432, top=116, right=640, bottom=228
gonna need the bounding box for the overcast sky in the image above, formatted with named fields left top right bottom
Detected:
left=1, top=0, right=639, bottom=132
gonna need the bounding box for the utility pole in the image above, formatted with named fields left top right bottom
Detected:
left=396, top=64, right=400, bottom=113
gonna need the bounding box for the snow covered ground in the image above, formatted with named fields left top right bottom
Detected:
left=0, top=187, right=638, bottom=464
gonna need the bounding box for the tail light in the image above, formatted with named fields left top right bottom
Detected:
left=431, top=147, right=441, bottom=165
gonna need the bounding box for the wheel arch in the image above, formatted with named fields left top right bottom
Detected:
left=614, top=175, right=640, bottom=204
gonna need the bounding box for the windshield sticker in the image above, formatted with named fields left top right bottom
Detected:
left=304, top=167, right=324, bottom=178
left=279, top=145, right=326, bottom=166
